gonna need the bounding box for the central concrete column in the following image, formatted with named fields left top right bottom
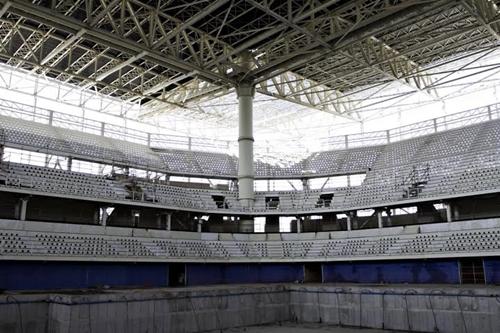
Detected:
left=19, top=198, right=28, bottom=221
left=237, top=82, right=255, bottom=208
left=446, top=203, right=452, bottom=222
left=101, top=208, right=108, bottom=226
left=166, top=213, right=172, bottom=231
left=377, top=210, right=383, bottom=228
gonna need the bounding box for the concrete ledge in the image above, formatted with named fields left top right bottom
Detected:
left=0, top=284, right=499, bottom=333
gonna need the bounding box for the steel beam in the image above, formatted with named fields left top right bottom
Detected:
left=2, top=0, right=233, bottom=85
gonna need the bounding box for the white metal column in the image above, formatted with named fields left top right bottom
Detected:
left=237, top=82, right=255, bottom=208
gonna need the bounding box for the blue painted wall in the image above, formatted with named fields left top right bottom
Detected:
left=484, top=258, right=500, bottom=284
left=322, top=260, right=460, bottom=284
left=0, top=258, right=475, bottom=290
left=0, top=261, right=169, bottom=290
left=186, top=263, right=304, bottom=286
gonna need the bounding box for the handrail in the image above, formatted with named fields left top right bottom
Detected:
left=0, top=97, right=499, bottom=156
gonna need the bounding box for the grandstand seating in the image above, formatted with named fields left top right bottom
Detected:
left=0, top=219, right=499, bottom=261
left=3, top=163, right=126, bottom=199
left=1, top=115, right=500, bottom=213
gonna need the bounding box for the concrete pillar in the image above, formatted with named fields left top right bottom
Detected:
left=346, top=214, right=352, bottom=231
left=236, top=82, right=255, bottom=208
left=101, top=208, right=108, bottom=226
left=377, top=211, right=383, bottom=228
left=67, top=157, right=72, bottom=171
left=301, top=179, right=309, bottom=191
left=385, top=209, right=392, bottom=226
left=166, top=213, right=172, bottom=231
left=296, top=217, right=301, bottom=233
left=19, top=198, right=28, bottom=221
left=453, top=205, right=460, bottom=221
left=156, top=213, right=162, bottom=228
left=239, top=219, right=254, bottom=233
left=197, top=219, right=203, bottom=232
left=446, top=203, right=452, bottom=222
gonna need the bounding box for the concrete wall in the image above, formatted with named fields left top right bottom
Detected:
left=0, top=284, right=498, bottom=333
left=289, top=285, right=500, bottom=333
left=0, top=285, right=290, bottom=333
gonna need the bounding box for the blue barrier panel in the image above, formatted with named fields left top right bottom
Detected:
left=186, top=263, right=224, bottom=286
left=484, top=258, right=500, bottom=284
left=0, top=261, right=168, bottom=290
left=323, top=260, right=459, bottom=284
left=223, top=264, right=259, bottom=284
left=186, top=263, right=304, bottom=286
left=258, top=264, right=303, bottom=283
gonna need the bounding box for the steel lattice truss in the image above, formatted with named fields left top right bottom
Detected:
left=0, top=0, right=499, bottom=120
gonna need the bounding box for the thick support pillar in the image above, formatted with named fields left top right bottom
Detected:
left=101, top=208, right=108, bottom=226
left=239, top=218, right=254, bottom=233
left=197, top=219, right=203, bottom=232
left=346, top=214, right=352, bottom=231
left=453, top=205, right=460, bottom=221
left=385, top=209, right=392, bottom=227
left=166, top=213, right=172, bottom=231
left=19, top=198, right=28, bottom=221
left=296, top=217, right=302, bottom=234
left=377, top=211, right=383, bottom=228
left=156, top=213, right=162, bottom=228
left=301, top=179, right=309, bottom=191
left=237, top=83, right=255, bottom=208
left=446, top=203, right=452, bottom=222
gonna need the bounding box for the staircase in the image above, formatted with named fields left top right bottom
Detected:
left=460, top=258, right=485, bottom=284
left=401, top=164, right=430, bottom=198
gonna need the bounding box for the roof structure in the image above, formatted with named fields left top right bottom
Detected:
left=0, top=0, right=499, bottom=124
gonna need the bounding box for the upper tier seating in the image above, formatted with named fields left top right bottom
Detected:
left=2, top=113, right=500, bottom=182
left=0, top=115, right=164, bottom=169
left=4, top=163, right=126, bottom=199
left=1, top=116, right=500, bottom=212
left=306, top=146, right=383, bottom=176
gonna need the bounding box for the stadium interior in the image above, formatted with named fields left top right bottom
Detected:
left=0, top=0, right=500, bottom=332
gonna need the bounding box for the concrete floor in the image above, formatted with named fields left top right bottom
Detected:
left=217, top=323, right=405, bottom=332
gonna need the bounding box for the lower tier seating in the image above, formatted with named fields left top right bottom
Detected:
left=0, top=219, right=499, bottom=261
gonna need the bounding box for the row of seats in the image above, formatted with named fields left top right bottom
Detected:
left=1, top=227, right=499, bottom=259
left=1, top=144, right=500, bottom=213
left=5, top=114, right=499, bottom=179
left=1, top=118, right=500, bottom=211
left=3, top=163, right=125, bottom=199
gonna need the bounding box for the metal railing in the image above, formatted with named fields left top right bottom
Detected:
left=0, top=97, right=499, bottom=156
left=320, top=104, right=500, bottom=150
left=0, top=98, right=231, bottom=153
